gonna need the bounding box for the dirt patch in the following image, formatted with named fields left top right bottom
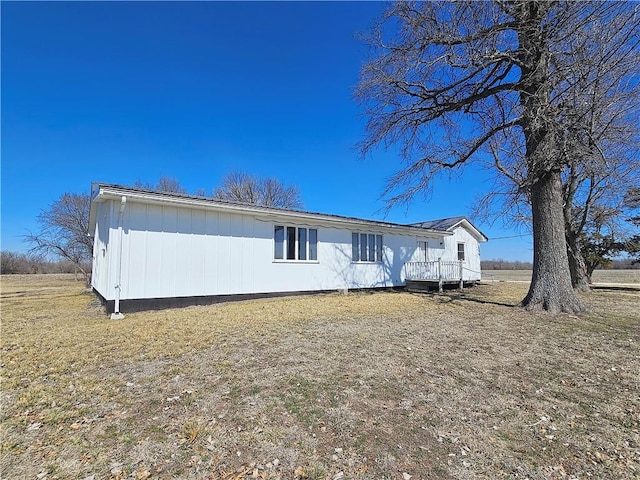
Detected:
left=1, top=276, right=638, bottom=479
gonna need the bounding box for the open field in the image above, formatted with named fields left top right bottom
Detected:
left=483, top=269, right=640, bottom=284
left=1, top=275, right=639, bottom=479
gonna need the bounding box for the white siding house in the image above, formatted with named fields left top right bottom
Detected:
left=89, top=184, right=487, bottom=314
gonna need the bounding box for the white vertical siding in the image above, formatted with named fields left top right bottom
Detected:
left=442, top=226, right=482, bottom=281
left=228, top=214, right=243, bottom=294
left=144, top=204, right=163, bottom=296
left=190, top=209, right=207, bottom=297
left=203, top=211, right=219, bottom=294
left=91, top=201, right=113, bottom=297
left=241, top=215, right=255, bottom=293
left=217, top=212, right=231, bottom=295
left=175, top=208, right=192, bottom=297
left=123, top=202, right=145, bottom=299
left=92, top=198, right=482, bottom=301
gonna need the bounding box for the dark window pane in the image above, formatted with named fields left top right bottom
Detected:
left=418, top=241, right=427, bottom=262
left=457, top=243, right=465, bottom=261
left=309, top=229, right=318, bottom=261
left=298, top=228, right=307, bottom=260
left=360, top=234, right=368, bottom=262
left=376, top=235, right=383, bottom=262
left=352, top=233, right=359, bottom=261
left=287, top=227, right=296, bottom=260
left=368, top=234, right=375, bottom=262
left=274, top=226, right=284, bottom=259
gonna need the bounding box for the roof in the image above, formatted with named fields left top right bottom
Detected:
left=88, top=183, right=486, bottom=240
left=410, top=217, right=488, bottom=243
left=410, top=216, right=467, bottom=231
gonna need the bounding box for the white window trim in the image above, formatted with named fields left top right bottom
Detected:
left=457, top=242, right=466, bottom=262
left=351, top=232, right=383, bottom=263
left=273, top=224, right=319, bottom=263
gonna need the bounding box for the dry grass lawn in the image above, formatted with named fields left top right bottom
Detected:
left=484, top=269, right=640, bottom=284
left=1, top=274, right=638, bottom=479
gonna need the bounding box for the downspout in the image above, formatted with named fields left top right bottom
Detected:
left=111, top=196, right=127, bottom=319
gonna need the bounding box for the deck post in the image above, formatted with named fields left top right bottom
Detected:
left=459, top=261, right=464, bottom=290
left=438, top=258, right=443, bottom=293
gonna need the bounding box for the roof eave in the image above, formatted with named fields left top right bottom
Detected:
left=449, top=219, right=488, bottom=243
left=91, top=184, right=452, bottom=237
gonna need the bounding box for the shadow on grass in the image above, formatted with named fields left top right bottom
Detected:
left=445, top=292, right=519, bottom=308
left=591, top=285, right=640, bottom=293
left=407, top=288, right=520, bottom=308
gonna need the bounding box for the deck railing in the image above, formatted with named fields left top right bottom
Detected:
left=403, top=260, right=465, bottom=292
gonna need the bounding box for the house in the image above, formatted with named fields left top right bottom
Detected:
left=88, top=183, right=488, bottom=317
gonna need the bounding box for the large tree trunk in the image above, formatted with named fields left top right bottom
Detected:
left=522, top=171, right=586, bottom=313
left=566, top=234, right=591, bottom=292
left=516, top=2, right=585, bottom=314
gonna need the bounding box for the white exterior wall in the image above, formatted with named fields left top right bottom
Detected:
left=92, top=198, right=450, bottom=301
left=441, top=225, right=482, bottom=281
left=91, top=200, right=114, bottom=296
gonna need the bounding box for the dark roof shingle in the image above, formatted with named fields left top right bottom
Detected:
left=409, top=216, right=467, bottom=230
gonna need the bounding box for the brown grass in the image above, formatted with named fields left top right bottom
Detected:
left=1, top=275, right=639, bottom=479
left=484, top=269, right=640, bottom=284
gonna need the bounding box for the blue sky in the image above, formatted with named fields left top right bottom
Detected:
left=1, top=1, right=532, bottom=261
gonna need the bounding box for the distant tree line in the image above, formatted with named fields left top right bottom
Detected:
left=1, top=251, right=91, bottom=275
left=481, top=260, right=533, bottom=270
left=481, top=258, right=639, bottom=271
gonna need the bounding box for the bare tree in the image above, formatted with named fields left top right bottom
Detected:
left=26, top=193, right=93, bottom=281
left=0, top=251, right=77, bottom=274
left=133, top=176, right=186, bottom=194
left=213, top=171, right=303, bottom=209
left=1, top=251, right=37, bottom=274
left=562, top=24, right=639, bottom=288
left=357, top=1, right=639, bottom=313
left=563, top=166, right=638, bottom=290
left=622, top=187, right=640, bottom=264
left=478, top=20, right=640, bottom=291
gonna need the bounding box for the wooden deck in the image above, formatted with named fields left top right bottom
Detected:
left=403, top=260, right=477, bottom=293
left=405, top=278, right=475, bottom=293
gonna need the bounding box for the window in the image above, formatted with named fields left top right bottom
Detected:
left=352, top=233, right=359, bottom=261
left=274, top=225, right=318, bottom=261
left=368, top=234, right=375, bottom=262
left=352, top=232, right=383, bottom=262
left=309, top=229, right=317, bottom=261
left=274, top=226, right=284, bottom=259
left=457, top=242, right=465, bottom=261
left=298, top=228, right=307, bottom=260
left=286, top=227, right=296, bottom=260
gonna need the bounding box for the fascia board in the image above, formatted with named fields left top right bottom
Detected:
left=450, top=219, right=489, bottom=243
left=251, top=211, right=448, bottom=237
